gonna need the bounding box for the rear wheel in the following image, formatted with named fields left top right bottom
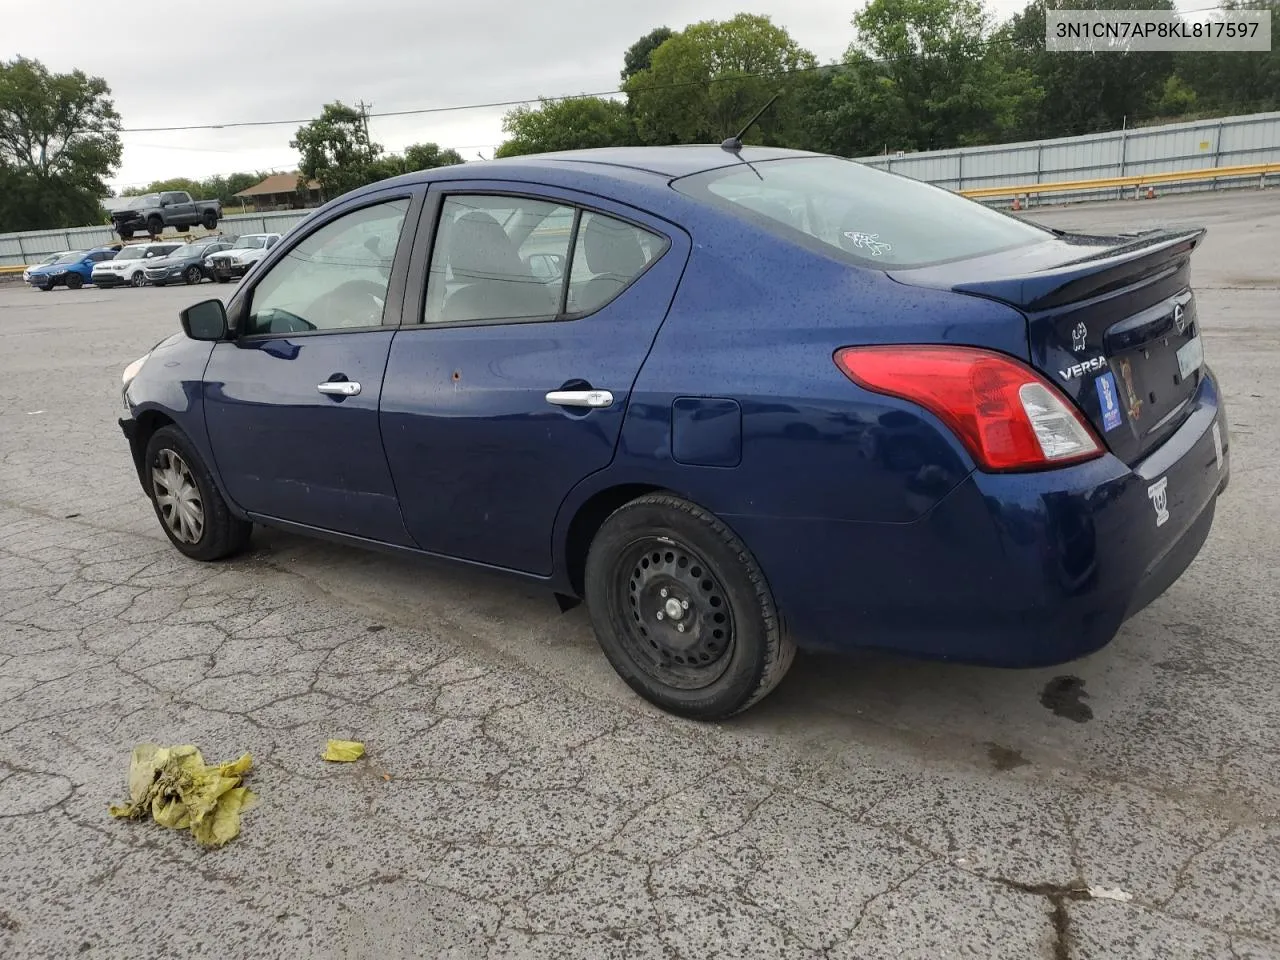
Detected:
left=584, top=494, right=795, bottom=720
left=202, top=211, right=219, bottom=230
left=64, top=273, right=83, bottom=290
left=183, top=265, right=203, bottom=285
left=144, top=426, right=251, bottom=561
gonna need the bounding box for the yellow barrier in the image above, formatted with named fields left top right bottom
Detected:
left=960, top=162, right=1280, bottom=200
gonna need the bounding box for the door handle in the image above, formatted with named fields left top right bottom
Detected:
left=545, top=389, right=613, bottom=408
left=317, top=381, right=361, bottom=397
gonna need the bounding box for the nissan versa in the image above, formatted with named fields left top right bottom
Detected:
left=118, top=146, right=1229, bottom=719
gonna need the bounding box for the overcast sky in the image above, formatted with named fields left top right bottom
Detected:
left=6, top=0, right=1203, bottom=192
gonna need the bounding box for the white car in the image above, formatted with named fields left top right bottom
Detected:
left=23, top=251, right=77, bottom=284
left=91, top=242, right=183, bottom=288
left=207, top=233, right=282, bottom=282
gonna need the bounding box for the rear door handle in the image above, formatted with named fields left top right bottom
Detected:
left=545, top=389, right=613, bottom=408
left=317, top=381, right=361, bottom=397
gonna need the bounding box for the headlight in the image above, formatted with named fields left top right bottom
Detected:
left=122, top=352, right=150, bottom=394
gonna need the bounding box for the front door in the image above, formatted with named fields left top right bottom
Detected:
left=203, top=191, right=420, bottom=545
left=380, top=184, right=689, bottom=575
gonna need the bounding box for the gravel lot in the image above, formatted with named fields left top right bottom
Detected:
left=1, top=189, right=1277, bottom=960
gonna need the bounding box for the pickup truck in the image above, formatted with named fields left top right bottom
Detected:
left=111, top=191, right=223, bottom=239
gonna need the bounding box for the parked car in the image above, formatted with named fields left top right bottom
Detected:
left=27, top=248, right=117, bottom=290
left=144, top=237, right=237, bottom=287
left=206, top=233, right=281, bottom=282
left=111, top=191, right=223, bottom=239
left=22, top=251, right=77, bottom=284
left=92, top=242, right=184, bottom=288
left=118, top=146, right=1230, bottom=720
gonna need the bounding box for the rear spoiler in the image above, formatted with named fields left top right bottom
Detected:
left=889, top=228, right=1207, bottom=312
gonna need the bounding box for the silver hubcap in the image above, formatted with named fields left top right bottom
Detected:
left=151, top=449, right=204, bottom=543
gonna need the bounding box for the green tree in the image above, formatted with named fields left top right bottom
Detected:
left=403, top=142, right=464, bottom=170
left=495, top=96, right=636, bottom=157
left=624, top=14, right=818, bottom=146
left=622, top=27, right=674, bottom=81
left=1002, top=0, right=1176, bottom=139
left=291, top=101, right=382, bottom=200
left=0, top=57, right=121, bottom=231
left=1172, top=0, right=1280, bottom=115
left=849, top=0, right=1042, bottom=151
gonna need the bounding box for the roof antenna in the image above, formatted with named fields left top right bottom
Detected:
left=720, top=93, right=780, bottom=153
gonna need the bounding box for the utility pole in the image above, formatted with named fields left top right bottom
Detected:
left=356, top=99, right=372, bottom=145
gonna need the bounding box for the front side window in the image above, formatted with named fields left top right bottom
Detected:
left=245, top=198, right=409, bottom=335
left=673, top=156, right=1051, bottom=269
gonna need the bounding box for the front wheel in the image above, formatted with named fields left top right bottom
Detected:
left=130, top=272, right=145, bottom=287
left=215, top=273, right=230, bottom=283
left=143, top=425, right=252, bottom=561
left=146, top=217, right=163, bottom=237
left=64, top=273, right=83, bottom=290
left=583, top=494, right=795, bottom=720
left=183, top=265, right=203, bottom=285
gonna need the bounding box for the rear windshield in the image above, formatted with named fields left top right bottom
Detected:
left=673, top=156, right=1050, bottom=269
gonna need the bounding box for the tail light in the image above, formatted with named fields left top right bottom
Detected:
left=834, top=345, right=1103, bottom=472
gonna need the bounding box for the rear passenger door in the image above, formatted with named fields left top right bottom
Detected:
left=380, top=182, right=690, bottom=575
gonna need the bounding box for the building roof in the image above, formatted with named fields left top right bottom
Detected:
left=235, top=172, right=321, bottom=198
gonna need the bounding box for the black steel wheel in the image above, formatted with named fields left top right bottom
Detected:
left=584, top=493, right=794, bottom=720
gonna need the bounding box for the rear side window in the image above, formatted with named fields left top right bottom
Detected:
left=424, top=195, right=667, bottom=325
left=673, top=156, right=1050, bottom=269
left=567, top=212, right=663, bottom=315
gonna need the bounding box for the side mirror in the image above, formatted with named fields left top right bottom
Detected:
left=180, top=299, right=228, bottom=341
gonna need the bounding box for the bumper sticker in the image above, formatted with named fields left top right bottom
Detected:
left=1095, top=372, right=1123, bottom=432
left=1148, top=476, right=1170, bottom=527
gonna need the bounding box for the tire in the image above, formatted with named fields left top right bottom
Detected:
left=130, top=272, right=145, bottom=287
left=152, top=280, right=167, bottom=287
left=183, top=265, right=203, bottom=285
left=146, top=216, right=163, bottom=237
left=143, top=425, right=251, bottom=561
left=117, top=227, right=133, bottom=240
left=65, top=273, right=83, bottom=290
left=215, top=273, right=230, bottom=283
left=176, top=224, right=190, bottom=233
left=202, top=211, right=219, bottom=231
left=583, top=494, right=795, bottom=720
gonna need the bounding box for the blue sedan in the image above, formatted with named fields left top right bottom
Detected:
left=118, top=146, right=1229, bottom=719
left=28, top=247, right=117, bottom=290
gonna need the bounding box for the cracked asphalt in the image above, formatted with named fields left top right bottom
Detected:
left=2, top=189, right=1278, bottom=959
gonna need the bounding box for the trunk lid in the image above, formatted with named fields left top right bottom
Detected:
left=888, top=228, right=1207, bottom=466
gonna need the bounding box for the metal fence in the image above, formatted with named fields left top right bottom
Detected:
left=856, top=110, right=1280, bottom=205
left=0, top=209, right=311, bottom=269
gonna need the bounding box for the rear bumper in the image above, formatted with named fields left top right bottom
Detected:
left=732, top=370, right=1229, bottom=667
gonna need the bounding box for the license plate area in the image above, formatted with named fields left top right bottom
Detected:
left=1177, top=336, right=1204, bottom=380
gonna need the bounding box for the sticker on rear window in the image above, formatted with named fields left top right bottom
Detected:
left=1095, top=372, right=1123, bottom=432
left=840, top=232, right=893, bottom=257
